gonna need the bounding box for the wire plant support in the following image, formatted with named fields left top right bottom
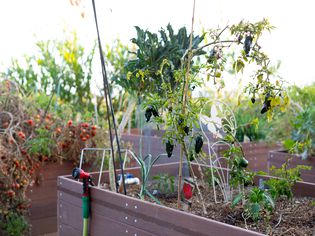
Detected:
left=91, top=0, right=126, bottom=195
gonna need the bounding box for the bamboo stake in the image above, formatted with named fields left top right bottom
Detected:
left=177, top=0, right=196, bottom=209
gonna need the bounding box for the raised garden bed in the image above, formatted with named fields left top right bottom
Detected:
left=57, top=162, right=315, bottom=236
left=268, top=150, right=315, bottom=183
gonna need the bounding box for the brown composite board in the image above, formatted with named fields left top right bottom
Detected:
left=30, top=216, right=57, bottom=236
left=268, top=150, right=315, bottom=183
left=57, top=162, right=315, bottom=236
left=59, top=223, right=81, bottom=236
left=29, top=198, right=57, bottom=219
left=58, top=175, right=264, bottom=236
left=59, top=193, right=156, bottom=236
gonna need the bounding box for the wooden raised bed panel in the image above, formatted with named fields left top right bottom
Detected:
left=268, top=150, right=315, bottom=183
left=27, top=161, right=90, bottom=235
left=214, top=142, right=280, bottom=172
left=57, top=163, right=315, bottom=236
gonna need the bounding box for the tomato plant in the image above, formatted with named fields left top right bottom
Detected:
left=0, top=79, right=105, bottom=235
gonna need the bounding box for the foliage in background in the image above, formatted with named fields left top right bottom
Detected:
left=262, top=83, right=315, bottom=158
left=282, top=84, right=315, bottom=158
left=0, top=212, right=28, bottom=236
left=1, top=33, right=96, bottom=113
left=284, top=107, right=315, bottom=158
left=233, top=101, right=267, bottom=142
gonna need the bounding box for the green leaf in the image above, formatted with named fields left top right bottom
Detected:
left=231, top=193, right=243, bottom=207
left=283, top=139, right=295, bottom=151
left=250, top=203, right=261, bottom=220
left=215, top=71, right=221, bottom=78
left=263, top=192, right=275, bottom=209
left=256, top=171, right=267, bottom=176
left=234, top=59, right=245, bottom=73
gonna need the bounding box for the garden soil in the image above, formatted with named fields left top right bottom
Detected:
left=124, top=184, right=315, bottom=236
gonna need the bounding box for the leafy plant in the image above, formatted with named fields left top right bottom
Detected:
left=1, top=33, right=95, bottom=112
left=0, top=212, right=29, bottom=236
left=0, top=80, right=107, bottom=232
left=224, top=145, right=254, bottom=188
left=234, top=102, right=267, bottom=142
left=264, top=160, right=312, bottom=199
left=133, top=154, right=165, bottom=204
left=26, top=128, right=54, bottom=157
left=123, top=24, right=205, bottom=96
left=232, top=187, right=274, bottom=221
left=152, top=173, right=175, bottom=194
left=284, top=107, right=315, bottom=159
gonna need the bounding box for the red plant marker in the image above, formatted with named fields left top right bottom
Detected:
left=183, top=182, right=193, bottom=200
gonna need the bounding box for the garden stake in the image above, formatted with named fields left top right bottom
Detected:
left=178, top=0, right=196, bottom=209
left=91, top=0, right=126, bottom=194
left=72, top=167, right=95, bottom=236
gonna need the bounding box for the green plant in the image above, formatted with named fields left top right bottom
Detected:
left=0, top=212, right=29, bottom=236
left=264, top=160, right=312, bottom=199
left=203, top=168, right=219, bottom=187
left=234, top=103, right=266, bottom=142
left=223, top=145, right=254, bottom=188
left=283, top=106, right=315, bottom=159
left=265, top=83, right=315, bottom=157
left=232, top=187, right=274, bottom=221
left=26, top=128, right=54, bottom=157
left=132, top=154, right=164, bottom=204
left=123, top=24, right=205, bottom=97
left=152, top=173, right=175, bottom=194
left=0, top=80, right=107, bottom=232
left=131, top=19, right=287, bottom=207
left=2, top=33, right=95, bottom=113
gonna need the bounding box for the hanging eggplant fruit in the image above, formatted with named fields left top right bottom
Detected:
left=260, top=93, right=271, bottom=114
left=145, top=105, right=159, bottom=122
left=244, top=33, right=253, bottom=57
left=239, top=157, right=249, bottom=168
left=166, top=140, right=174, bottom=158
left=178, top=118, right=190, bottom=135
left=195, top=135, right=203, bottom=154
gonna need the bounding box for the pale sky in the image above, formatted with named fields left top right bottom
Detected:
left=1, top=0, right=315, bottom=88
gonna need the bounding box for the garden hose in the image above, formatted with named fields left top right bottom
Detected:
left=72, top=167, right=95, bottom=236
